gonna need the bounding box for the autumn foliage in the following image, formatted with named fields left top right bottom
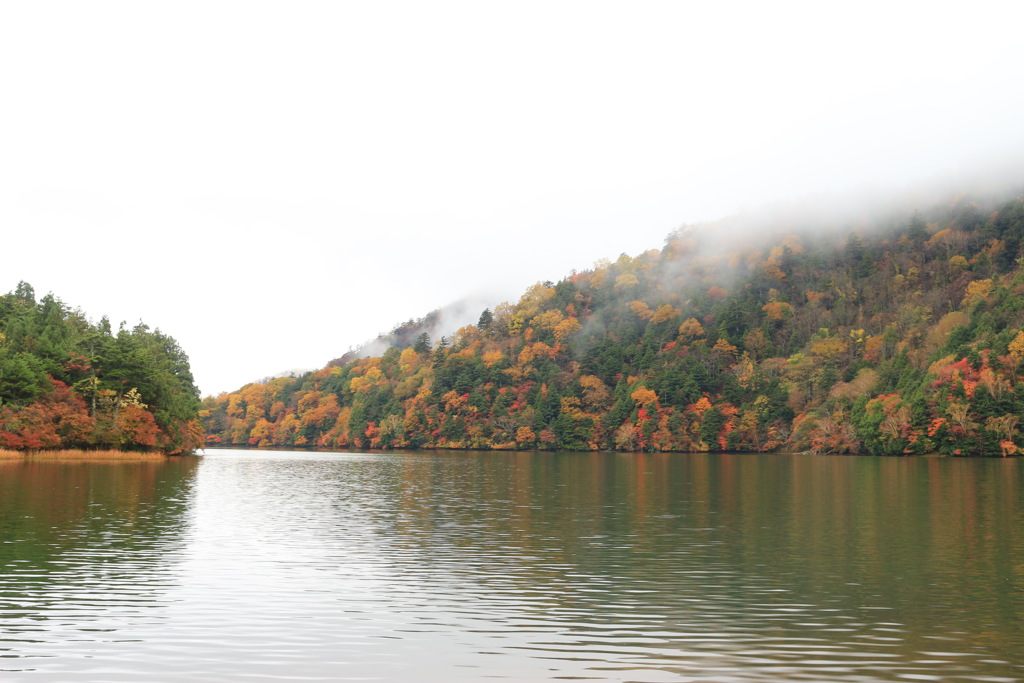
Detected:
left=202, top=193, right=1024, bottom=457
left=0, top=284, right=203, bottom=454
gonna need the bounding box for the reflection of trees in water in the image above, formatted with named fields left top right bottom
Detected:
left=367, top=452, right=1024, bottom=675
left=0, top=458, right=198, bottom=634
left=5, top=451, right=1018, bottom=680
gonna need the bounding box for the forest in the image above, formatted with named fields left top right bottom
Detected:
left=0, top=283, right=203, bottom=454
left=202, top=191, right=1024, bottom=456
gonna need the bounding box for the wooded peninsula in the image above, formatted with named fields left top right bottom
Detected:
left=0, top=284, right=203, bottom=455
left=200, top=190, right=1024, bottom=457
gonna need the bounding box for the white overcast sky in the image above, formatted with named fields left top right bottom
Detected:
left=2, top=1, right=1023, bottom=396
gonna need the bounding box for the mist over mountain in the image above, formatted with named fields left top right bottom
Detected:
left=203, top=180, right=1024, bottom=456
left=328, top=293, right=504, bottom=366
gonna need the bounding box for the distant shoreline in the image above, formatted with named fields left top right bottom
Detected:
left=200, top=443, right=973, bottom=458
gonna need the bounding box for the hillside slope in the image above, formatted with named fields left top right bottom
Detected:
left=202, top=190, right=1024, bottom=456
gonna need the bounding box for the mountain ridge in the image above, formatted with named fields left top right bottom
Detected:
left=201, top=185, right=1024, bottom=456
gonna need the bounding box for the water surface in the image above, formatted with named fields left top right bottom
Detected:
left=1, top=450, right=1022, bottom=681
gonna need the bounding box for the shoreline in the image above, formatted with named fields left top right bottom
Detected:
left=201, top=443, right=978, bottom=458
left=0, top=449, right=185, bottom=460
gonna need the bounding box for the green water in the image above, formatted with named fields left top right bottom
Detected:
left=1, top=449, right=1022, bottom=681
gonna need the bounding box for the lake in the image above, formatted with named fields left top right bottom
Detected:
left=1, top=449, right=1022, bottom=682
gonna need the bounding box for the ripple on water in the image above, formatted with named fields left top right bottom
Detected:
left=1, top=450, right=1022, bottom=682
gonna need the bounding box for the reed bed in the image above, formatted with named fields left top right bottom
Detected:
left=0, top=449, right=169, bottom=460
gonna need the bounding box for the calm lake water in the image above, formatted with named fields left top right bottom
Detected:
left=1, top=449, right=1022, bottom=682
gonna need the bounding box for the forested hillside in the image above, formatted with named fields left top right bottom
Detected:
left=0, top=283, right=203, bottom=453
left=202, top=191, right=1024, bottom=456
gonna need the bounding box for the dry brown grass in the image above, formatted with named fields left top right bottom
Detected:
left=0, top=449, right=169, bottom=460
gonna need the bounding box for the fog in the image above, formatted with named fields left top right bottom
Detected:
left=1, top=2, right=1022, bottom=395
